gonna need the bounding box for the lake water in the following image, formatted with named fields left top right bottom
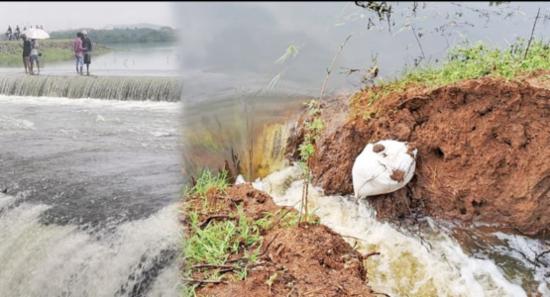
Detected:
left=176, top=2, right=550, bottom=102
left=0, top=43, right=180, bottom=77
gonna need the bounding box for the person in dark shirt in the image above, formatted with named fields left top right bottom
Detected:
left=15, top=25, right=20, bottom=40
left=82, top=30, right=93, bottom=76
left=6, top=26, right=12, bottom=40
left=21, top=34, right=31, bottom=74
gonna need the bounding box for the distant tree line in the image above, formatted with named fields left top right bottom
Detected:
left=49, top=27, right=177, bottom=44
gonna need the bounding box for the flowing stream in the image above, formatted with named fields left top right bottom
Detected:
left=0, top=95, right=182, bottom=296
left=253, top=165, right=550, bottom=297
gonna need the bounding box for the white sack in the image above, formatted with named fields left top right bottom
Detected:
left=352, top=139, right=417, bottom=199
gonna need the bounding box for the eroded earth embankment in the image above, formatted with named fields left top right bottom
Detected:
left=288, top=74, right=550, bottom=237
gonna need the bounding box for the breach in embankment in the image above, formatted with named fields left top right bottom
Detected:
left=287, top=42, right=550, bottom=237
left=0, top=74, right=182, bottom=101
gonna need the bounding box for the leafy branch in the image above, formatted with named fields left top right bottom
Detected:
left=297, top=100, right=324, bottom=223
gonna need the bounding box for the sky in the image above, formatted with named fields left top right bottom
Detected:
left=0, top=2, right=176, bottom=31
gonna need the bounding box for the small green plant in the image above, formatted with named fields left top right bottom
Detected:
left=297, top=100, right=324, bottom=223
left=181, top=282, right=198, bottom=297
left=184, top=219, right=238, bottom=266
left=182, top=205, right=268, bottom=295
left=184, top=207, right=264, bottom=267
left=186, top=169, right=229, bottom=198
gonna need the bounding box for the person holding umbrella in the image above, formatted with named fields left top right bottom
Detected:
left=22, top=27, right=49, bottom=75
left=29, top=38, right=40, bottom=75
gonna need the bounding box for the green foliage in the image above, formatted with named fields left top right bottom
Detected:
left=297, top=99, right=325, bottom=222
left=299, top=100, right=324, bottom=168
left=181, top=283, right=198, bottom=297
left=362, top=39, right=550, bottom=109
left=298, top=142, right=315, bottom=165
left=184, top=219, right=239, bottom=266
left=186, top=170, right=229, bottom=198
left=182, top=206, right=267, bottom=295
left=50, top=27, right=177, bottom=44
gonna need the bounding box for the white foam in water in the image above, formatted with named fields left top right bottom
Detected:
left=0, top=198, right=182, bottom=297
left=493, top=232, right=550, bottom=296
left=254, top=165, right=535, bottom=297
left=0, top=95, right=180, bottom=111
left=0, top=115, right=35, bottom=131
left=0, top=193, right=18, bottom=210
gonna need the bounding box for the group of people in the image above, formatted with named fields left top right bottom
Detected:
left=18, top=29, right=93, bottom=76
left=73, top=30, right=93, bottom=76
left=21, top=34, right=40, bottom=75
left=6, top=25, right=44, bottom=41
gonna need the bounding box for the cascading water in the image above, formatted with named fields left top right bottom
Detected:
left=253, top=165, right=550, bottom=297
left=0, top=75, right=182, bottom=101
left=0, top=194, right=181, bottom=297
left=182, top=92, right=309, bottom=181
left=0, top=95, right=182, bottom=297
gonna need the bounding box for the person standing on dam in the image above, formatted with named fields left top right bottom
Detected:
left=82, top=30, right=92, bottom=76
left=21, top=34, right=31, bottom=74
left=73, top=32, right=85, bottom=75
left=15, top=25, right=20, bottom=40
left=29, top=39, right=40, bottom=75
left=6, top=25, right=12, bottom=40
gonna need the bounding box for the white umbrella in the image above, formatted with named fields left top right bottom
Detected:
left=22, top=28, right=49, bottom=39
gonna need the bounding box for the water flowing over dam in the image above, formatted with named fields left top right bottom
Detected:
left=182, top=92, right=310, bottom=181
left=0, top=75, right=182, bottom=101
left=0, top=95, right=182, bottom=296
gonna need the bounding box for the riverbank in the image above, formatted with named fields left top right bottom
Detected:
left=0, top=39, right=110, bottom=66
left=286, top=41, right=550, bottom=237
left=181, top=171, right=379, bottom=297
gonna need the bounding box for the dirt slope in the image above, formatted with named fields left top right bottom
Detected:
left=184, top=184, right=377, bottom=297
left=289, top=75, right=550, bottom=237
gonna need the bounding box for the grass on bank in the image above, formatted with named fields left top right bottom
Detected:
left=181, top=169, right=318, bottom=297
left=0, top=39, right=110, bottom=66
left=353, top=39, right=550, bottom=116
left=182, top=170, right=265, bottom=296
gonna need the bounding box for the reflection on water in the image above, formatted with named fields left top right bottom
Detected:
left=182, top=91, right=310, bottom=181
left=177, top=2, right=550, bottom=100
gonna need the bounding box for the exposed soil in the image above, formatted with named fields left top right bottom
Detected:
left=183, top=184, right=377, bottom=297
left=288, top=75, right=550, bottom=237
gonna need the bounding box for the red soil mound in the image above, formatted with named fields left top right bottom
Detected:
left=186, top=184, right=377, bottom=297
left=200, top=223, right=374, bottom=297
left=291, top=76, right=550, bottom=236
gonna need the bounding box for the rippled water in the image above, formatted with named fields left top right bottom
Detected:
left=253, top=165, right=550, bottom=297
left=0, top=96, right=182, bottom=296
